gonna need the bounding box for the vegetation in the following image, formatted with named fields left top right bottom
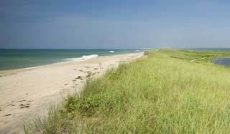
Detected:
left=25, top=49, right=230, bottom=133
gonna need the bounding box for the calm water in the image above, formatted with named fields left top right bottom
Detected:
left=189, top=48, right=230, bottom=51
left=189, top=48, right=230, bottom=67
left=0, top=49, right=138, bottom=70
left=214, top=58, right=230, bottom=67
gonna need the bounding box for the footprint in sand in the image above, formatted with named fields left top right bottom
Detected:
left=4, top=114, right=11, bottom=116
left=17, top=99, right=33, bottom=109
left=18, top=99, right=26, bottom=103
left=19, top=103, right=30, bottom=109
left=85, top=66, right=91, bottom=68
left=76, top=76, right=83, bottom=80
left=7, top=104, right=16, bottom=107
left=86, top=73, right=92, bottom=78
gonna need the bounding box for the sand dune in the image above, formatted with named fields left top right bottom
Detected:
left=0, top=52, right=143, bottom=134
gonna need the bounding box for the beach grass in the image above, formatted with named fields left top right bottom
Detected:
left=25, top=49, right=230, bottom=133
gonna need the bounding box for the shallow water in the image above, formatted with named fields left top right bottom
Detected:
left=214, top=58, right=230, bottom=66
left=0, top=49, right=138, bottom=70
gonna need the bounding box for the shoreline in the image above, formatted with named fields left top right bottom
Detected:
left=0, top=49, right=140, bottom=71
left=0, top=52, right=141, bottom=77
left=0, top=52, right=143, bottom=134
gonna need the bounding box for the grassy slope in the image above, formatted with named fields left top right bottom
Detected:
left=26, top=49, right=230, bottom=134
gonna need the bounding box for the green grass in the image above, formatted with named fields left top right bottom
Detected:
left=25, top=49, right=230, bottom=134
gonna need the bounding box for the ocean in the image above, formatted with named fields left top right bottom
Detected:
left=0, top=49, right=139, bottom=70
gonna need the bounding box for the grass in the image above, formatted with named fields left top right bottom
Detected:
left=25, top=49, right=230, bottom=133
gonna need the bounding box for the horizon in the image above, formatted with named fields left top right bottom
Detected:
left=1, top=47, right=230, bottom=50
left=1, top=1, right=230, bottom=49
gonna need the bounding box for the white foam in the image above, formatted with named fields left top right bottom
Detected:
left=65, top=57, right=82, bottom=61
left=82, top=54, right=98, bottom=60
left=109, top=51, right=115, bottom=53
left=66, top=54, right=99, bottom=62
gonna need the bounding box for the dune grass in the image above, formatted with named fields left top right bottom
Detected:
left=25, top=49, right=230, bottom=133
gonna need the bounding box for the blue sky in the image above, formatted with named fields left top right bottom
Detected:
left=1, top=0, right=230, bottom=49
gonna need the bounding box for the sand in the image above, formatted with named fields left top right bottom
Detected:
left=0, top=52, right=143, bottom=134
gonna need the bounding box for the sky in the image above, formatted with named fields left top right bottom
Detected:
left=1, top=0, right=230, bottom=49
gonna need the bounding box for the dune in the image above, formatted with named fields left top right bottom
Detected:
left=0, top=52, right=143, bottom=134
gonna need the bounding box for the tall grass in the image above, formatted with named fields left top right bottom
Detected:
left=26, top=49, right=230, bottom=133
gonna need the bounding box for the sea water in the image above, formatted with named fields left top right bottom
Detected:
left=0, top=49, right=138, bottom=70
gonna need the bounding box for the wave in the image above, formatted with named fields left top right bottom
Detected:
left=66, top=54, right=99, bottom=62
left=109, top=51, right=115, bottom=53
left=82, top=54, right=98, bottom=60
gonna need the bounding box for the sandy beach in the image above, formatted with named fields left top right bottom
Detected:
left=0, top=52, right=143, bottom=134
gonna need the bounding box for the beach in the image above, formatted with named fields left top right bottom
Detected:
left=0, top=52, right=143, bottom=134
left=25, top=49, right=230, bottom=133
